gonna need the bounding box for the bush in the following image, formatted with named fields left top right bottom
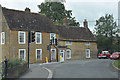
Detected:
left=7, top=58, right=23, bottom=68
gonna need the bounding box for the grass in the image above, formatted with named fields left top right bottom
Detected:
left=113, top=60, right=120, bottom=69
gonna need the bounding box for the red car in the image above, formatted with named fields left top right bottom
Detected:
left=110, top=52, right=120, bottom=60
left=98, top=51, right=110, bottom=59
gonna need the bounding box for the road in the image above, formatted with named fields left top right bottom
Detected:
left=41, top=59, right=119, bottom=79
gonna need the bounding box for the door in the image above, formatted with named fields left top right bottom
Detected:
left=60, top=50, right=64, bottom=62
left=86, top=49, right=90, bottom=58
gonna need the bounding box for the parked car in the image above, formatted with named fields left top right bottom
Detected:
left=110, top=52, right=120, bottom=60
left=98, top=51, right=110, bottom=59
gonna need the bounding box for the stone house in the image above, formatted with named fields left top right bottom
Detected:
left=0, top=6, right=97, bottom=63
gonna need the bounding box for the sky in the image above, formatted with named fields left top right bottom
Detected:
left=0, top=0, right=119, bottom=32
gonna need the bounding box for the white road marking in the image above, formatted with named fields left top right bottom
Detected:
left=43, top=67, right=53, bottom=79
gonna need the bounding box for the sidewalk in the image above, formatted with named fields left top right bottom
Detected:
left=19, top=64, right=49, bottom=78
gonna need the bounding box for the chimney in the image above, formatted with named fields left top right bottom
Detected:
left=63, top=18, right=68, bottom=26
left=25, top=7, right=31, bottom=12
left=83, top=19, right=88, bottom=28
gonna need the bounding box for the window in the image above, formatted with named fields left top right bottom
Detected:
left=66, top=49, right=71, bottom=59
left=1, top=32, right=5, bottom=44
left=36, top=49, right=42, bottom=60
left=66, top=41, right=72, bottom=45
left=19, top=49, right=26, bottom=61
left=85, top=42, right=90, bottom=46
left=51, top=49, right=56, bottom=60
left=50, top=33, right=56, bottom=44
left=36, top=32, right=42, bottom=44
left=18, top=31, right=25, bottom=44
left=86, top=49, right=90, bottom=58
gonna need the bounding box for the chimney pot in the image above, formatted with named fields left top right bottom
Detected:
left=63, top=18, right=68, bottom=26
left=25, top=7, right=30, bottom=12
left=84, top=19, right=88, bottom=28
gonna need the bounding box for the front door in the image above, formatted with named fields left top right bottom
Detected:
left=60, top=50, right=64, bottom=62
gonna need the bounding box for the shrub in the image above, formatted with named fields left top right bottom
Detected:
left=7, top=58, right=23, bottom=68
left=114, top=60, right=120, bottom=69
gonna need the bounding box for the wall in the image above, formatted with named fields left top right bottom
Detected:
left=9, top=31, right=58, bottom=63
left=0, top=10, right=10, bottom=62
left=58, top=40, right=98, bottom=60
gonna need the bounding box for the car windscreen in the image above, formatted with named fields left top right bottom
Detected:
left=112, top=53, right=119, bottom=55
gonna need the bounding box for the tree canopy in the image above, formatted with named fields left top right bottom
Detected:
left=94, top=14, right=118, bottom=53
left=38, top=2, right=79, bottom=26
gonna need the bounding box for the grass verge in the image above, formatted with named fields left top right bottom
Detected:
left=113, top=60, right=120, bottom=69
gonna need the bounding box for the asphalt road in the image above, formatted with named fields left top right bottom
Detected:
left=42, top=59, right=119, bottom=79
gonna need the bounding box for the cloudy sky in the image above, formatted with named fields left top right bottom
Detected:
left=0, top=0, right=119, bottom=31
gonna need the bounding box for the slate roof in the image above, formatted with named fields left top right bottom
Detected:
left=2, top=7, right=58, bottom=33
left=56, top=25, right=96, bottom=41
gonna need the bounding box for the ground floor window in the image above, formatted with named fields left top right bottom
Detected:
left=65, top=49, right=71, bottom=59
left=19, top=49, right=26, bottom=61
left=86, top=49, right=90, bottom=58
left=51, top=49, right=56, bottom=60
left=36, top=49, right=42, bottom=60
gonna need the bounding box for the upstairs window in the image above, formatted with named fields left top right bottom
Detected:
left=85, top=42, right=90, bottom=46
left=36, top=32, right=42, bottom=44
left=18, top=31, right=25, bottom=44
left=1, top=32, right=5, bottom=44
left=66, top=41, right=72, bottom=45
left=50, top=33, right=56, bottom=44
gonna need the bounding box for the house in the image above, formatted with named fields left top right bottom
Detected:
left=0, top=6, right=97, bottom=63
left=56, top=19, right=97, bottom=61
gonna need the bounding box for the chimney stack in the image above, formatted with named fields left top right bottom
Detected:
left=25, top=7, right=31, bottom=12
left=63, top=18, right=68, bottom=26
left=83, top=19, right=88, bottom=28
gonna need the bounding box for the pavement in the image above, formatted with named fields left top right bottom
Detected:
left=19, top=62, right=59, bottom=79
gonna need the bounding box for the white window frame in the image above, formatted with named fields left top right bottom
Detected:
left=18, top=31, right=26, bottom=44
left=36, top=49, right=42, bottom=60
left=85, top=42, right=90, bottom=46
left=65, top=49, right=71, bottom=59
left=35, top=32, right=42, bottom=44
left=65, top=41, right=72, bottom=45
left=51, top=49, right=56, bottom=60
left=50, top=33, right=56, bottom=44
left=19, top=49, right=26, bottom=61
left=1, top=32, right=5, bottom=44
left=86, top=49, right=90, bottom=58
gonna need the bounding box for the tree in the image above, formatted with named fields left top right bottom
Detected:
left=38, top=2, right=79, bottom=26
left=94, top=14, right=118, bottom=53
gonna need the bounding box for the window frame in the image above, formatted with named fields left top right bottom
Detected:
left=65, top=49, right=71, bottom=59
left=51, top=49, right=56, bottom=60
left=36, top=49, right=42, bottom=60
left=19, top=49, right=26, bottom=61
left=35, top=32, right=42, bottom=44
left=18, top=31, right=26, bottom=44
left=65, top=41, right=72, bottom=45
left=1, top=32, right=5, bottom=44
left=50, top=33, right=56, bottom=44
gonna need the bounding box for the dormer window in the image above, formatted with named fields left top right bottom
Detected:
left=66, top=41, right=72, bottom=45
left=85, top=42, right=90, bottom=46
